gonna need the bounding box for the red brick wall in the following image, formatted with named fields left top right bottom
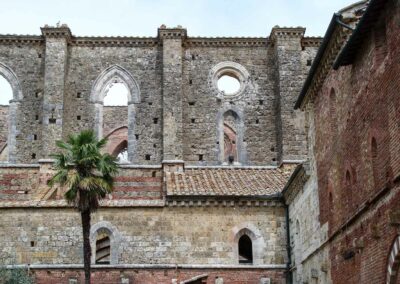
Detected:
left=312, top=0, right=400, bottom=283
left=0, top=166, right=39, bottom=200
left=32, top=268, right=285, bottom=284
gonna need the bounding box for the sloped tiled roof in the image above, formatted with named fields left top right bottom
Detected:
left=166, top=164, right=296, bottom=197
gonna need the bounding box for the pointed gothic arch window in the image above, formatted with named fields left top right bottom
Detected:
left=91, top=65, right=140, bottom=163
left=238, top=234, right=253, bottom=264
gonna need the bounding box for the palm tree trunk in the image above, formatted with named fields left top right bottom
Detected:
left=81, top=209, right=91, bottom=284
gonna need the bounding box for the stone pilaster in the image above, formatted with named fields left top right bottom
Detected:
left=158, top=26, right=186, bottom=161
left=270, top=27, right=307, bottom=163
left=40, top=25, right=71, bottom=157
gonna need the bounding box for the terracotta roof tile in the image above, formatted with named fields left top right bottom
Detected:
left=166, top=164, right=296, bottom=197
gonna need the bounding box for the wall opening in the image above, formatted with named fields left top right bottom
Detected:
left=95, top=232, right=111, bottom=264
left=104, top=82, right=128, bottom=106
left=0, top=74, right=14, bottom=162
left=91, top=65, right=140, bottom=163
left=0, top=75, right=12, bottom=105
left=223, top=110, right=239, bottom=164
left=90, top=222, right=121, bottom=265
left=218, top=74, right=240, bottom=95
left=238, top=234, right=253, bottom=264
left=112, top=140, right=128, bottom=163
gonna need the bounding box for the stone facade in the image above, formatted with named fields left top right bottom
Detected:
left=0, top=22, right=323, bottom=283
left=5, top=1, right=399, bottom=283
left=0, top=24, right=319, bottom=166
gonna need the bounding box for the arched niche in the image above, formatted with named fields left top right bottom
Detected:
left=90, top=65, right=140, bottom=163
left=90, top=221, right=121, bottom=265
left=232, top=223, right=265, bottom=265
left=0, top=62, right=23, bottom=163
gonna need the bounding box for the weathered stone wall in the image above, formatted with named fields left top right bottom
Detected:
left=103, top=106, right=128, bottom=137
left=0, top=38, right=44, bottom=163
left=0, top=27, right=320, bottom=165
left=63, top=44, right=163, bottom=165
left=0, top=206, right=286, bottom=266
left=285, top=103, right=331, bottom=284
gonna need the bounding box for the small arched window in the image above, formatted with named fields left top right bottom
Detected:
left=95, top=231, right=111, bottom=264
left=238, top=234, right=253, bottom=264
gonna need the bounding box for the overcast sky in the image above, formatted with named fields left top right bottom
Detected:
left=0, top=0, right=357, bottom=105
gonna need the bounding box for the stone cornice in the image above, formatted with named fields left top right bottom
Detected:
left=185, top=37, right=269, bottom=47
left=158, top=27, right=187, bottom=40
left=41, top=25, right=72, bottom=41
left=2, top=263, right=287, bottom=270
left=71, top=36, right=158, bottom=47
left=270, top=26, right=306, bottom=42
left=166, top=198, right=283, bottom=207
left=0, top=35, right=43, bottom=45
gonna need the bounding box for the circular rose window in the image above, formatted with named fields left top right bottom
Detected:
left=217, top=74, right=241, bottom=95
left=209, top=61, right=250, bottom=100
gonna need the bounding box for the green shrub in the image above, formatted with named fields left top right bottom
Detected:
left=0, top=267, right=35, bottom=284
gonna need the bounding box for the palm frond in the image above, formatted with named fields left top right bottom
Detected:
left=50, top=129, right=118, bottom=213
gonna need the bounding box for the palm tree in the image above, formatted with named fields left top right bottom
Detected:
left=49, top=130, right=118, bottom=284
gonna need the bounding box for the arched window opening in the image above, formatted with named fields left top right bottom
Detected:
left=95, top=231, right=111, bottom=264
left=104, top=82, right=128, bottom=106
left=0, top=75, right=12, bottom=105
left=238, top=234, right=253, bottom=264
left=0, top=75, right=12, bottom=162
left=223, top=110, right=239, bottom=164
left=217, top=74, right=240, bottom=95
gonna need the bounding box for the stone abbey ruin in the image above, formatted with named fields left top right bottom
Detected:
left=1, top=0, right=400, bottom=283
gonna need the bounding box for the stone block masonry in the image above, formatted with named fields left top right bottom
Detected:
left=0, top=25, right=320, bottom=166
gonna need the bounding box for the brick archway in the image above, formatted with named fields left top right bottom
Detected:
left=104, top=126, right=128, bottom=158
left=387, top=235, right=400, bottom=284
